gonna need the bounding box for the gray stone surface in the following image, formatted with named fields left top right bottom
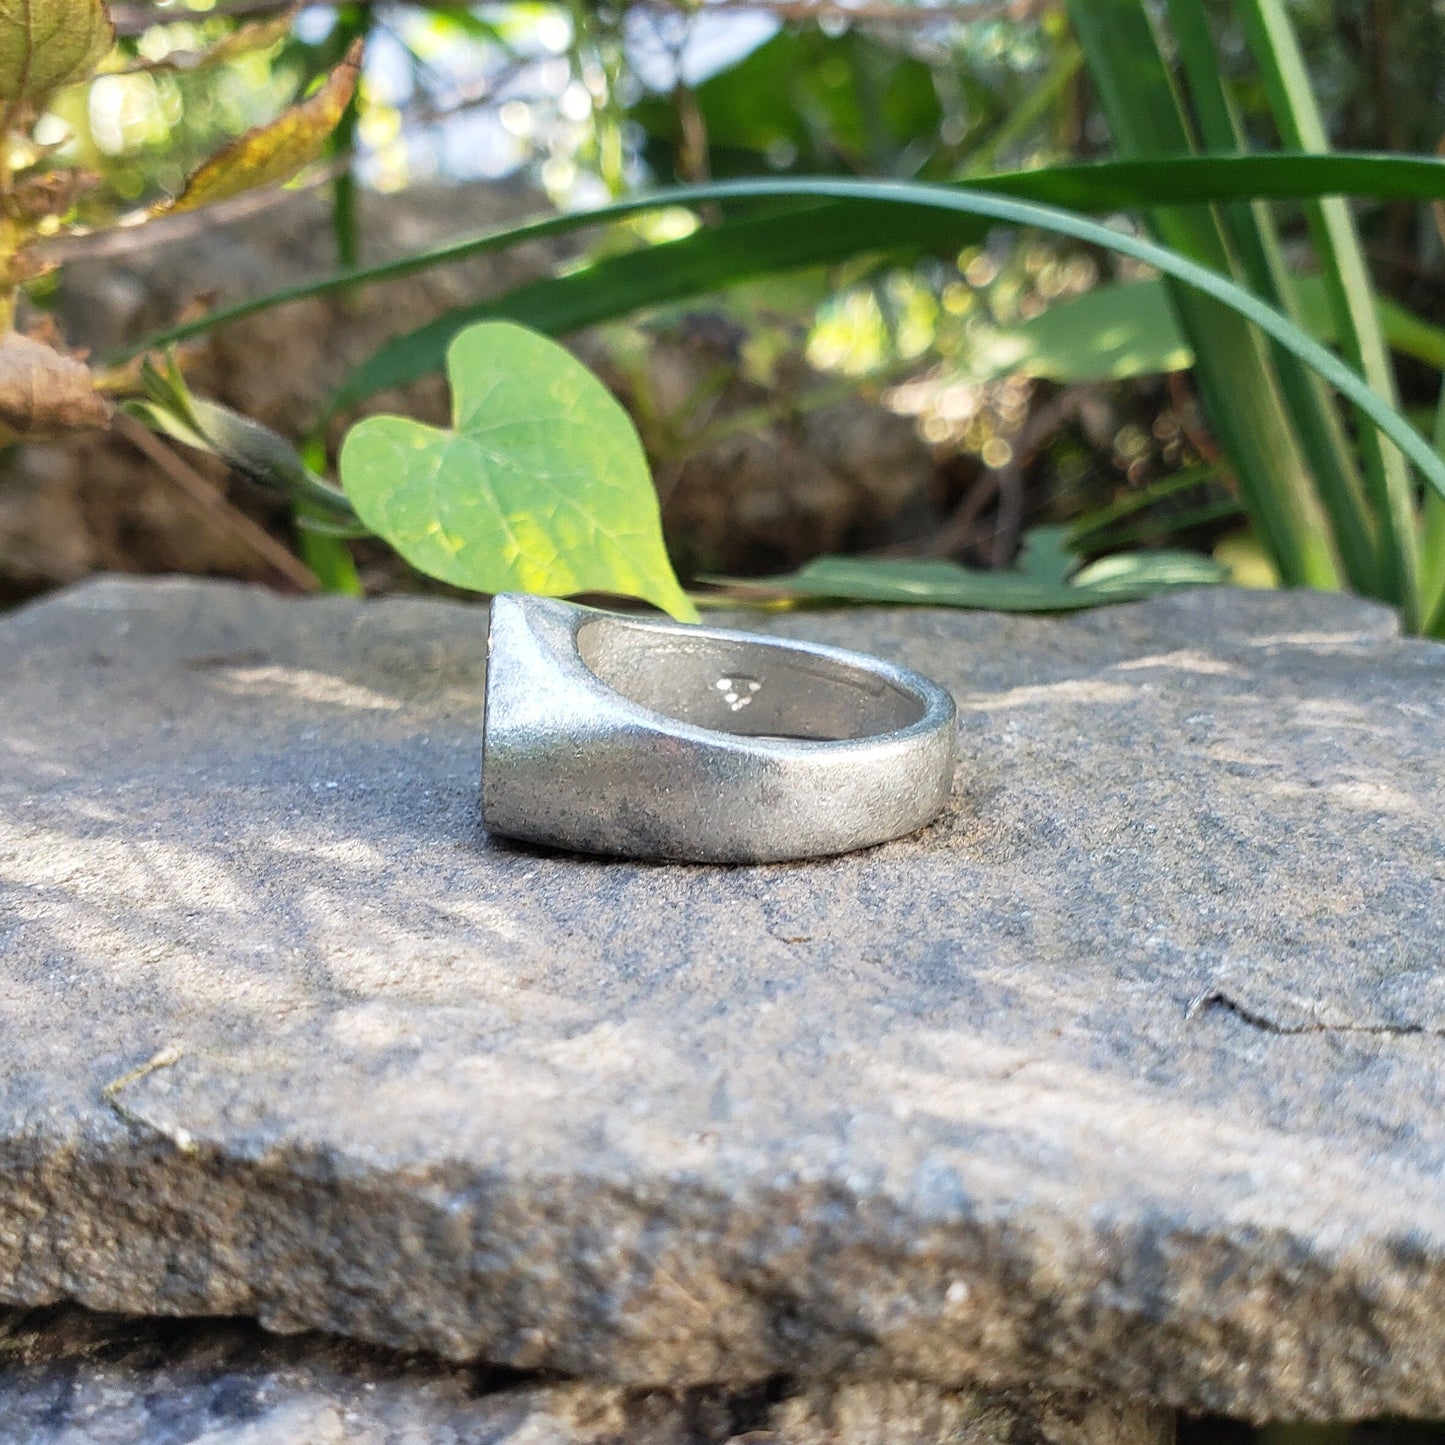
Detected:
left=0, top=1308, right=1162, bottom=1445
left=1, top=577, right=1443, bottom=1420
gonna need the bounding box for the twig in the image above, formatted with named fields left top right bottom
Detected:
left=883, top=468, right=997, bottom=559
left=113, top=413, right=321, bottom=592
left=102, top=1044, right=184, bottom=1100
left=1167, top=370, right=1224, bottom=470
left=111, top=0, right=543, bottom=31
left=101, top=1045, right=200, bottom=1150
left=36, top=160, right=346, bottom=266
left=110, top=0, right=316, bottom=34
left=112, top=0, right=1047, bottom=33
left=987, top=460, right=1024, bottom=567
left=635, top=0, right=1049, bottom=24
left=400, top=54, right=533, bottom=130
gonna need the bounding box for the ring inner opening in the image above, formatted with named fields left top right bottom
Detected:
left=576, top=618, right=924, bottom=740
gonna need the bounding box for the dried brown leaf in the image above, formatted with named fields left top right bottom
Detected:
left=162, top=40, right=361, bottom=215
left=12, top=166, right=98, bottom=219
left=8, top=247, right=58, bottom=283
left=0, top=330, right=110, bottom=441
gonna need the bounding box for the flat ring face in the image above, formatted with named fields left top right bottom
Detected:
left=481, top=594, right=957, bottom=863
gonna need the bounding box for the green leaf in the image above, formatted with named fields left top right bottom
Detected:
left=338, top=321, right=696, bottom=622
left=708, top=543, right=1226, bottom=612
left=633, top=29, right=944, bottom=176
left=0, top=0, right=112, bottom=103
left=1015, top=525, right=1079, bottom=586
left=969, top=274, right=1445, bottom=383
left=1069, top=550, right=1230, bottom=594
left=1426, top=391, right=1445, bottom=638
left=311, top=164, right=1445, bottom=427
left=325, top=202, right=985, bottom=413
left=968, top=278, right=1193, bottom=382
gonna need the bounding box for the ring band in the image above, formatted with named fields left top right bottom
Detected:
left=481, top=594, right=957, bottom=863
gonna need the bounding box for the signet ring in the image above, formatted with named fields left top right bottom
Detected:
left=481, top=594, right=957, bottom=863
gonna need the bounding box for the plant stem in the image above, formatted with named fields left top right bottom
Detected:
left=1423, top=381, right=1445, bottom=636
left=327, top=4, right=371, bottom=270
left=298, top=437, right=363, bottom=595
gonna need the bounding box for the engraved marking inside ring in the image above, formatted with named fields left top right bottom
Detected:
left=715, top=676, right=763, bottom=712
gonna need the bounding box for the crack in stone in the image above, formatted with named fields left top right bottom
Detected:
left=1188, top=991, right=1444, bottom=1039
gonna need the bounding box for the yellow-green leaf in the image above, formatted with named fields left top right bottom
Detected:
left=0, top=0, right=113, bottom=104
left=162, top=39, right=360, bottom=214
left=339, top=321, right=697, bottom=621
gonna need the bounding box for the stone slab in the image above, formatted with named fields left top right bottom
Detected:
left=1, top=577, right=1443, bottom=1419
left=0, top=1307, right=1162, bottom=1445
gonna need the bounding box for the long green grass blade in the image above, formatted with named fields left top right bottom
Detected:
left=1076, top=499, right=1245, bottom=555
left=321, top=204, right=995, bottom=407
left=1165, top=0, right=1379, bottom=596
left=111, top=153, right=1445, bottom=365
left=1068, top=468, right=1218, bottom=536
left=1426, top=496, right=1445, bottom=636
left=1066, top=0, right=1338, bottom=589
left=1236, top=0, right=1420, bottom=625
left=962, top=41, right=1084, bottom=177
left=256, top=176, right=1445, bottom=525
left=1425, top=389, right=1445, bottom=636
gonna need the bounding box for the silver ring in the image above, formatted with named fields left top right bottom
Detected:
left=481, top=595, right=956, bottom=863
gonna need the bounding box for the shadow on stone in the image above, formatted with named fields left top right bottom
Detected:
left=1, top=578, right=1443, bottom=1419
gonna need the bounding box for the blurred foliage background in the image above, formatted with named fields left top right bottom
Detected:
left=1, top=0, right=1442, bottom=626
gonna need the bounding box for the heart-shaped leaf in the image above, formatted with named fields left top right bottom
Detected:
left=339, top=321, right=696, bottom=621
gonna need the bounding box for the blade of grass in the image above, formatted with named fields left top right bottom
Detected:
left=1066, top=0, right=1337, bottom=589
left=1067, top=465, right=1233, bottom=544
left=1236, top=0, right=1420, bottom=625
left=1165, top=0, right=1268, bottom=284
left=1165, top=0, right=1379, bottom=597
left=110, top=152, right=1445, bottom=365
left=249, top=176, right=1445, bottom=527
left=961, top=40, right=1084, bottom=177
left=1425, top=385, right=1445, bottom=636
left=1075, top=499, right=1244, bottom=555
